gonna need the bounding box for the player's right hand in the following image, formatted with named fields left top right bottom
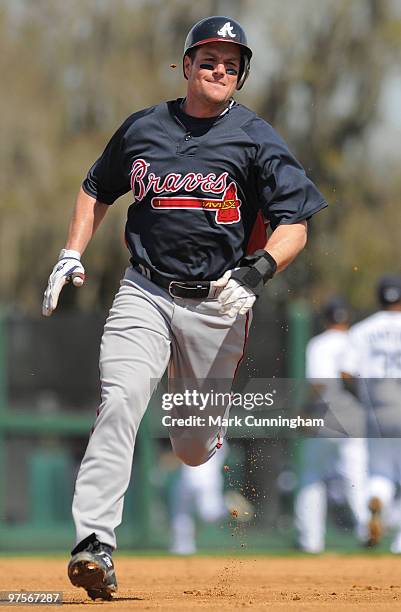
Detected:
left=42, top=249, right=85, bottom=317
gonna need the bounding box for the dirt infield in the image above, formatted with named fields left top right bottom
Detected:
left=1, top=555, right=401, bottom=611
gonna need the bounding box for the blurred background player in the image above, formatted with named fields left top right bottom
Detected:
left=294, top=297, right=368, bottom=553
left=343, top=275, right=401, bottom=552
left=169, top=444, right=252, bottom=554
left=169, top=448, right=226, bottom=555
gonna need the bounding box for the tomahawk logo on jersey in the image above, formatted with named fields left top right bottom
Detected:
left=152, top=183, right=241, bottom=224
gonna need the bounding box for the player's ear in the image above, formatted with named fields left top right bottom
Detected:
left=183, top=54, right=193, bottom=80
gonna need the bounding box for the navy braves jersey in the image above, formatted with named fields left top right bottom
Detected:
left=83, top=99, right=327, bottom=280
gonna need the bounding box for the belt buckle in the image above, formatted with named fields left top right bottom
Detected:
left=168, top=281, right=180, bottom=298
left=168, top=281, right=209, bottom=299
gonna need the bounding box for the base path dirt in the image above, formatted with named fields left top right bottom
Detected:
left=1, top=555, right=401, bottom=611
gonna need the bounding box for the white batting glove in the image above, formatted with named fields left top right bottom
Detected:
left=216, top=270, right=256, bottom=317
left=42, top=249, right=85, bottom=317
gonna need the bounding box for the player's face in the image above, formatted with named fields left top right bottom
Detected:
left=184, top=42, right=241, bottom=113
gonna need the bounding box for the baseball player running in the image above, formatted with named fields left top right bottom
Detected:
left=42, top=16, right=327, bottom=599
left=343, top=275, right=401, bottom=551
left=294, top=298, right=368, bottom=553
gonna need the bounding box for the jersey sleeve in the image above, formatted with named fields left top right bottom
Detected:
left=245, top=119, right=328, bottom=230
left=82, top=117, right=134, bottom=204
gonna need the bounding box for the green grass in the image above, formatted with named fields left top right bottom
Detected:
left=0, top=520, right=395, bottom=557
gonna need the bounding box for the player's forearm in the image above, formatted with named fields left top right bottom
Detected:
left=264, top=221, right=307, bottom=272
left=65, top=187, right=110, bottom=254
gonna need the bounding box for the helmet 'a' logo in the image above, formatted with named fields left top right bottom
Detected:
left=217, top=22, right=236, bottom=38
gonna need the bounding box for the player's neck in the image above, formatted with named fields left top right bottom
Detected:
left=182, top=95, right=230, bottom=119
left=328, top=323, right=348, bottom=331
left=383, top=304, right=401, bottom=312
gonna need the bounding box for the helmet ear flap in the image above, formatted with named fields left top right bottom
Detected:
left=236, top=54, right=250, bottom=90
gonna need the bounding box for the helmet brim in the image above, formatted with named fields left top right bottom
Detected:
left=185, top=37, right=252, bottom=59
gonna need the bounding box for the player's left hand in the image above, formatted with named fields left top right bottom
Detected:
left=42, top=249, right=85, bottom=317
left=216, top=271, right=256, bottom=317
left=215, top=251, right=277, bottom=317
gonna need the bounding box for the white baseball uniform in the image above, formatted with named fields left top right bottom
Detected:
left=294, top=328, right=368, bottom=553
left=343, top=310, right=401, bottom=552
left=169, top=447, right=227, bottom=555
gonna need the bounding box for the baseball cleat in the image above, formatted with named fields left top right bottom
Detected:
left=366, top=496, right=383, bottom=547
left=68, top=533, right=117, bottom=600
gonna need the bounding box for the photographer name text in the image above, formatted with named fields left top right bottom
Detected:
left=162, top=415, right=324, bottom=429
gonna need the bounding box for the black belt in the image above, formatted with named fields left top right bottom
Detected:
left=134, top=264, right=211, bottom=299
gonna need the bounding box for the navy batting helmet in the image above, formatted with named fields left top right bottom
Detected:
left=377, top=275, right=401, bottom=306
left=322, top=296, right=351, bottom=325
left=183, top=16, right=252, bottom=90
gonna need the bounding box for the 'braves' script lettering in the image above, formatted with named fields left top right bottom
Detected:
left=130, top=158, right=229, bottom=202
